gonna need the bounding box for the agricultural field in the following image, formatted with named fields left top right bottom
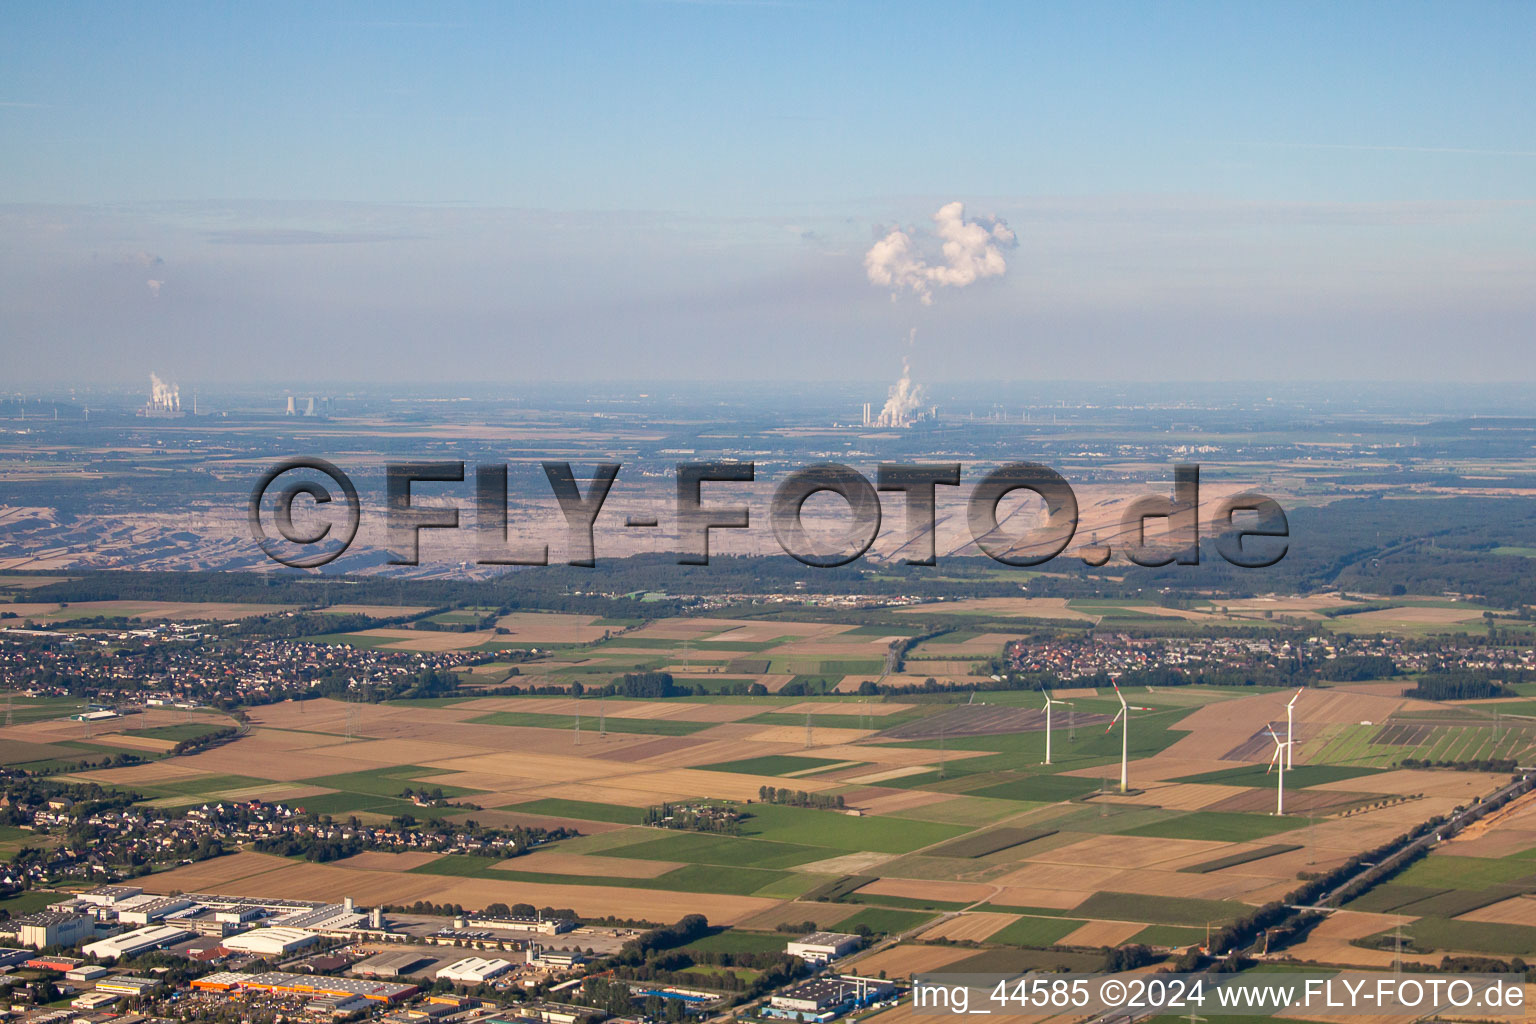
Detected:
left=5, top=604, right=1533, bottom=970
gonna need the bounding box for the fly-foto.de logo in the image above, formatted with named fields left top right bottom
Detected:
left=249, top=459, right=1288, bottom=571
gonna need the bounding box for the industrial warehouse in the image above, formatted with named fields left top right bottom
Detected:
left=192, top=970, right=418, bottom=1003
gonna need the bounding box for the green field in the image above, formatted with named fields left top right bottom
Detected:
left=1170, top=764, right=1381, bottom=788
left=986, top=915, right=1085, bottom=947
left=697, top=755, right=858, bottom=777
left=124, top=723, right=228, bottom=742
left=735, top=804, right=967, bottom=854
left=600, top=831, right=837, bottom=869
left=830, top=906, right=935, bottom=935
left=1392, top=917, right=1536, bottom=956
left=925, top=827, right=1059, bottom=859
left=409, top=853, right=791, bottom=896
left=1130, top=924, right=1209, bottom=947
left=1073, top=892, right=1249, bottom=927
left=1310, top=720, right=1536, bottom=768
left=682, top=929, right=789, bottom=954
left=1115, top=811, right=1305, bottom=843
left=468, top=711, right=712, bottom=735
left=1394, top=854, right=1536, bottom=890
left=0, top=890, right=70, bottom=915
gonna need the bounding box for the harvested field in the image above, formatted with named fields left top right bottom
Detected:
left=919, top=912, right=1020, bottom=942
left=1457, top=894, right=1536, bottom=925
left=992, top=885, right=1093, bottom=911
left=1311, top=768, right=1502, bottom=800
left=67, top=760, right=212, bottom=785
left=499, top=851, right=683, bottom=878
left=849, top=943, right=975, bottom=980
left=137, top=851, right=295, bottom=891
left=796, top=852, right=895, bottom=876
left=742, top=725, right=872, bottom=746
left=142, top=852, right=776, bottom=924
left=1058, top=920, right=1144, bottom=947
left=843, top=766, right=939, bottom=785
left=1025, top=834, right=1231, bottom=870
left=339, top=851, right=447, bottom=871
left=492, top=612, right=608, bottom=643
left=314, top=604, right=433, bottom=618
left=848, top=789, right=951, bottom=816
left=894, top=598, right=1095, bottom=621
left=1286, top=910, right=1408, bottom=968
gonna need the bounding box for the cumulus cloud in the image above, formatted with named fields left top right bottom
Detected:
left=865, top=201, right=1017, bottom=305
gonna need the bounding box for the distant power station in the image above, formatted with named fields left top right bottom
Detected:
left=285, top=395, right=330, bottom=417
left=141, top=373, right=186, bottom=417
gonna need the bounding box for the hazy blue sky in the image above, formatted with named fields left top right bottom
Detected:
left=2, top=1, right=1533, bottom=385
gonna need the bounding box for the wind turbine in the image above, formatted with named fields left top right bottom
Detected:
left=1105, top=680, right=1153, bottom=793
left=1042, top=690, right=1072, bottom=766
left=1266, top=724, right=1292, bottom=815
left=1285, top=687, right=1303, bottom=769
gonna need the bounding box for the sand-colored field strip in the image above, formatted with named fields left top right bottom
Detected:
left=779, top=701, right=916, bottom=718
left=314, top=604, right=434, bottom=619
left=501, top=850, right=683, bottom=879
left=1457, top=894, right=1536, bottom=925
left=1443, top=827, right=1536, bottom=859
left=66, top=760, right=213, bottom=785
left=795, top=852, right=896, bottom=876
left=919, top=912, right=1020, bottom=942
left=1286, top=910, right=1409, bottom=968
left=418, top=877, right=776, bottom=926
left=992, top=885, right=1093, bottom=911
left=493, top=612, right=608, bottom=643
left=137, top=851, right=297, bottom=891
left=850, top=789, right=953, bottom=816
left=742, top=725, right=873, bottom=746
left=1345, top=606, right=1487, bottom=628
left=142, top=851, right=776, bottom=925
left=894, top=597, right=1096, bottom=621
left=850, top=943, right=976, bottom=980
left=1311, top=768, right=1504, bottom=800
left=1025, top=834, right=1231, bottom=870
left=174, top=744, right=409, bottom=781
left=339, top=851, right=447, bottom=871
left=843, top=765, right=938, bottom=785
left=1058, top=920, right=1146, bottom=947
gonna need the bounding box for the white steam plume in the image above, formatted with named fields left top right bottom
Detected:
left=865, top=200, right=1016, bottom=306
left=149, top=373, right=179, bottom=411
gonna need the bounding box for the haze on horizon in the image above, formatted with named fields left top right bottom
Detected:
left=2, top=2, right=1533, bottom=387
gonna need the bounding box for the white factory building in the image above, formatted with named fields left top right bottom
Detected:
left=221, top=926, right=320, bottom=956
left=116, top=895, right=197, bottom=925
left=436, top=956, right=514, bottom=984
left=785, top=931, right=862, bottom=964
left=14, top=911, right=96, bottom=949
left=82, top=924, right=192, bottom=962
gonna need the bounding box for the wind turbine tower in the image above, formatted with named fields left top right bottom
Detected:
left=1266, top=724, right=1293, bottom=815
left=1286, top=688, right=1303, bottom=769
left=1105, top=680, right=1153, bottom=793
left=1042, top=690, right=1072, bottom=766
